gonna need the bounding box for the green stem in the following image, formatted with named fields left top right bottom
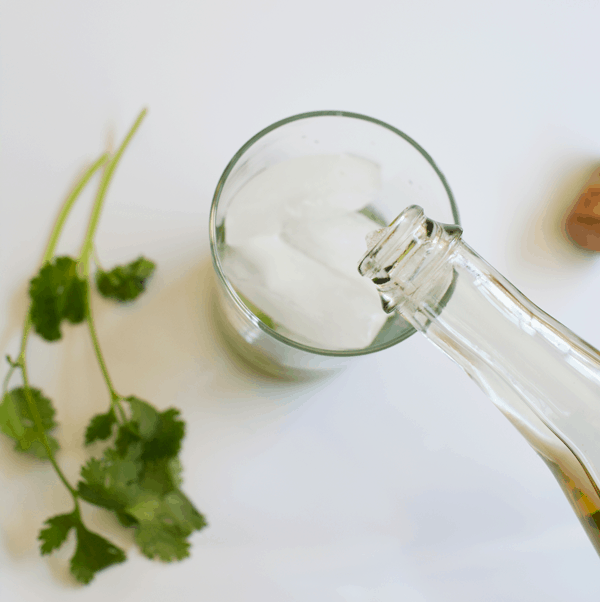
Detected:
left=83, top=281, right=127, bottom=423
left=16, top=151, right=108, bottom=362
left=77, top=108, right=147, bottom=421
left=1, top=357, right=18, bottom=397
left=92, top=247, right=105, bottom=272
left=79, top=108, right=148, bottom=273
left=17, top=316, right=33, bottom=366
left=21, top=365, right=78, bottom=499
left=17, top=156, right=110, bottom=360
left=43, top=154, right=110, bottom=264
left=7, top=153, right=109, bottom=505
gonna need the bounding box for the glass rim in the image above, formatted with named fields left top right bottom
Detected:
left=209, top=110, right=460, bottom=358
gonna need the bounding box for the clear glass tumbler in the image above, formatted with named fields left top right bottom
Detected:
left=209, top=111, right=459, bottom=377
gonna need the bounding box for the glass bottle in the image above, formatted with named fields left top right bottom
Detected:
left=359, top=205, right=600, bottom=554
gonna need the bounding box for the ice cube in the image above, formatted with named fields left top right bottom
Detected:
left=281, top=211, right=385, bottom=278
left=221, top=235, right=387, bottom=350
left=225, top=154, right=381, bottom=246
left=221, top=153, right=387, bottom=349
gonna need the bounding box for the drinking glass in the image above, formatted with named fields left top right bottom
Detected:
left=209, top=111, right=459, bottom=376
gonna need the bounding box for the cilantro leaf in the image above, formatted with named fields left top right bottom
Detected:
left=166, top=456, right=183, bottom=488
left=39, top=512, right=77, bottom=555
left=115, top=423, right=142, bottom=457
left=29, top=256, right=86, bottom=341
left=134, top=520, right=191, bottom=562
left=141, top=408, right=185, bottom=462
left=77, top=396, right=206, bottom=568
left=9, top=387, right=57, bottom=429
left=116, top=511, right=138, bottom=528
left=115, top=399, right=184, bottom=462
left=126, top=396, right=159, bottom=439
left=127, top=490, right=206, bottom=562
left=39, top=512, right=126, bottom=584
left=78, top=448, right=207, bottom=564
left=95, top=257, right=156, bottom=303
left=70, top=523, right=126, bottom=584
left=85, top=409, right=117, bottom=445
left=125, top=490, right=206, bottom=543
left=0, top=389, right=25, bottom=440
left=162, top=490, right=207, bottom=534
left=78, top=438, right=181, bottom=513
left=78, top=448, right=142, bottom=511
left=138, top=458, right=182, bottom=495
left=16, top=428, right=60, bottom=459
left=0, top=387, right=59, bottom=458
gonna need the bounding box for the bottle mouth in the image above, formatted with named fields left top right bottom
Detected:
left=358, top=205, right=429, bottom=283
left=358, top=205, right=463, bottom=316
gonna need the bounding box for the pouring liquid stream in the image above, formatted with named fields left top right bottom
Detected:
left=359, top=205, right=600, bottom=553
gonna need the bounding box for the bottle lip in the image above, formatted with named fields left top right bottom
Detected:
left=359, top=205, right=464, bottom=316
left=358, top=205, right=428, bottom=282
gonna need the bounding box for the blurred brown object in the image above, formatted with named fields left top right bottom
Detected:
left=565, top=167, right=600, bottom=252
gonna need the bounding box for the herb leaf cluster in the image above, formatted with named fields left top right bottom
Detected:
left=96, top=256, right=156, bottom=302
left=0, top=110, right=206, bottom=585
left=0, top=387, right=59, bottom=458
left=29, top=256, right=87, bottom=341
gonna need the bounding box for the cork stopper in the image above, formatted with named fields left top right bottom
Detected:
left=565, top=167, right=600, bottom=252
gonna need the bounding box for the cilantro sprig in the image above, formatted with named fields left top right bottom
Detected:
left=96, top=256, right=156, bottom=302
left=0, top=110, right=206, bottom=584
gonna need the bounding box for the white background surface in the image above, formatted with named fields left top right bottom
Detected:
left=1, top=1, right=600, bottom=600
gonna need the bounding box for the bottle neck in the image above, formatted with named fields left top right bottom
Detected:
left=360, top=205, right=600, bottom=553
